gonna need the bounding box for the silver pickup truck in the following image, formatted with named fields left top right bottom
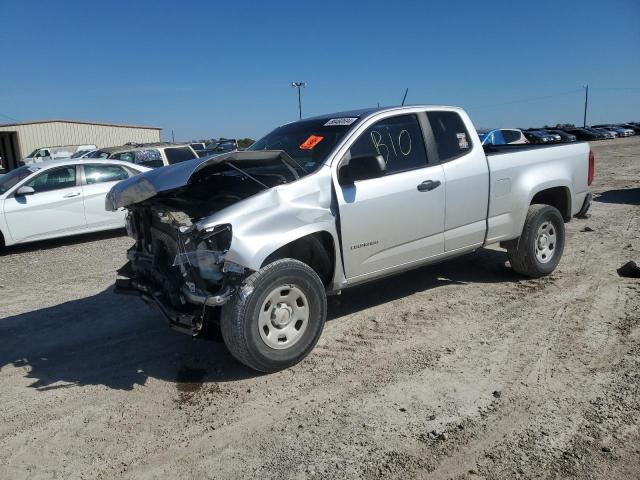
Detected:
left=107, top=105, right=594, bottom=372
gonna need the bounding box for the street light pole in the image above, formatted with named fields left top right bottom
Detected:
left=291, top=82, right=306, bottom=120
left=583, top=84, right=589, bottom=128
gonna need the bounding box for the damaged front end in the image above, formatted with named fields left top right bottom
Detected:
left=115, top=208, right=245, bottom=335
left=109, top=150, right=303, bottom=335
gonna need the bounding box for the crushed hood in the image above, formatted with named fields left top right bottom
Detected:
left=105, top=150, right=294, bottom=211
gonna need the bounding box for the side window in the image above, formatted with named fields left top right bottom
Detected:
left=503, top=130, right=518, bottom=143
left=111, top=151, right=135, bottom=163
left=164, top=147, right=197, bottom=165
left=25, top=166, right=76, bottom=193
left=133, top=149, right=164, bottom=168
left=84, top=165, right=129, bottom=184
left=427, top=111, right=472, bottom=161
left=348, top=114, right=428, bottom=174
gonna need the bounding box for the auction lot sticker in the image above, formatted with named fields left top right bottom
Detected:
left=300, top=135, right=324, bottom=149
left=324, top=118, right=358, bottom=126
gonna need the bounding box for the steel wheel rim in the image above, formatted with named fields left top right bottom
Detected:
left=535, top=220, right=557, bottom=264
left=258, top=284, right=309, bottom=350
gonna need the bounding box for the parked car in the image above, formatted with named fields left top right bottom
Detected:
left=70, top=148, right=98, bottom=158
left=84, top=143, right=198, bottom=168
left=546, top=130, right=577, bottom=142
left=619, top=123, right=640, bottom=134
left=200, top=139, right=239, bottom=156
left=590, top=128, right=616, bottom=139
left=190, top=142, right=206, bottom=152
left=0, top=159, right=149, bottom=247
left=544, top=130, right=562, bottom=142
left=523, top=130, right=556, bottom=143
left=108, top=105, right=594, bottom=372
left=22, top=144, right=98, bottom=164
left=564, top=128, right=605, bottom=141
left=592, top=125, right=634, bottom=137
left=478, top=128, right=528, bottom=145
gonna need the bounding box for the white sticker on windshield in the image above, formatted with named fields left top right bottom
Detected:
left=324, top=117, right=358, bottom=126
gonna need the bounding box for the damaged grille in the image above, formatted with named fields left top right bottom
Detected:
left=125, top=204, right=233, bottom=310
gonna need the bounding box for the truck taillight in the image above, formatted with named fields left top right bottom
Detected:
left=588, top=150, right=595, bottom=186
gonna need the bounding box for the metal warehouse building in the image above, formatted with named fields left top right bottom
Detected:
left=0, top=120, right=162, bottom=170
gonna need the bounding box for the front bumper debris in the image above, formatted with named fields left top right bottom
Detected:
left=114, top=263, right=234, bottom=336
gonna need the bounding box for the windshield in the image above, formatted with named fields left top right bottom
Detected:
left=26, top=149, right=41, bottom=158
left=84, top=150, right=110, bottom=159
left=248, top=117, right=358, bottom=174
left=71, top=149, right=92, bottom=158
left=0, top=165, right=38, bottom=194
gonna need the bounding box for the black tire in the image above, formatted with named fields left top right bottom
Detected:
left=506, top=204, right=565, bottom=278
left=220, top=259, right=327, bottom=372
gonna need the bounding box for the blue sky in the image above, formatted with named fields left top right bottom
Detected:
left=1, top=0, right=638, bottom=140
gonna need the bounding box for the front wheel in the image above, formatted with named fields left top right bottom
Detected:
left=506, top=204, right=565, bottom=278
left=220, top=259, right=327, bottom=372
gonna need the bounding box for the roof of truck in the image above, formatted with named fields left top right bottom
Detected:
left=302, top=105, right=462, bottom=123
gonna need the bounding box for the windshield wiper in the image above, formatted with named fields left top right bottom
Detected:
left=225, top=162, right=269, bottom=189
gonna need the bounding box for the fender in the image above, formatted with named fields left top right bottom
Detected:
left=193, top=166, right=347, bottom=290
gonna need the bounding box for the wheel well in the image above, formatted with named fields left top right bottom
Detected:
left=531, top=187, right=571, bottom=221
left=0, top=229, right=4, bottom=248
left=261, top=232, right=335, bottom=286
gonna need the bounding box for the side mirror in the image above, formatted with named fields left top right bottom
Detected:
left=16, top=185, right=35, bottom=196
left=338, top=154, right=386, bottom=185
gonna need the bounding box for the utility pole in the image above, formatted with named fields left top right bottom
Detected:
left=171, top=129, right=175, bottom=143
left=291, top=82, right=306, bottom=120
left=583, top=84, right=589, bottom=128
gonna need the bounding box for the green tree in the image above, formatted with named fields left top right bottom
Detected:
left=237, top=138, right=255, bottom=148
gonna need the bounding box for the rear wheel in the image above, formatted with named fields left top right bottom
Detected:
left=506, top=205, right=565, bottom=278
left=220, top=259, right=327, bottom=372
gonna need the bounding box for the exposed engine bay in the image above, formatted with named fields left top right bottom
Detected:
left=113, top=151, right=305, bottom=335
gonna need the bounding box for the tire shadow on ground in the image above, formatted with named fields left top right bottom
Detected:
left=594, top=187, right=640, bottom=205
left=327, top=247, right=518, bottom=320
left=0, top=248, right=517, bottom=391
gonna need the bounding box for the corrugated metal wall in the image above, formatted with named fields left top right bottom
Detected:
left=0, top=122, right=162, bottom=159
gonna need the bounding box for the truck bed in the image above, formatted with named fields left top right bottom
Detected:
left=483, top=142, right=589, bottom=156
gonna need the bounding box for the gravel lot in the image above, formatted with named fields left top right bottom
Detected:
left=1, top=137, right=639, bottom=479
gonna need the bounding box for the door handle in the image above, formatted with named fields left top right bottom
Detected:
left=417, top=180, right=441, bottom=192
left=63, top=192, right=81, bottom=198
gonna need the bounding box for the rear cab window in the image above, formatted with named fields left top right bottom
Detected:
left=164, top=147, right=197, bottom=164
left=427, top=111, right=473, bottom=162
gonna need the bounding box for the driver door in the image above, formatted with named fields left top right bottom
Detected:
left=335, top=113, right=445, bottom=280
left=4, top=165, right=87, bottom=243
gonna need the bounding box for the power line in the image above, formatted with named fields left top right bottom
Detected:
left=0, top=112, right=19, bottom=123
left=469, top=89, right=583, bottom=110
left=590, top=86, right=640, bottom=91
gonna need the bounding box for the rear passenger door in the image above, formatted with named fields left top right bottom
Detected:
left=336, top=113, right=446, bottom=279
left=80, top=164, right=132, bottom=228
left=427, top=111, right=489, bottom=252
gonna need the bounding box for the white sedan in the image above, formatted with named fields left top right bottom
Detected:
left=0, top=159, right=150, bottom=247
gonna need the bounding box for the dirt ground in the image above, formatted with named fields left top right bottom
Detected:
left=1, top=137, right=639, bottom=480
